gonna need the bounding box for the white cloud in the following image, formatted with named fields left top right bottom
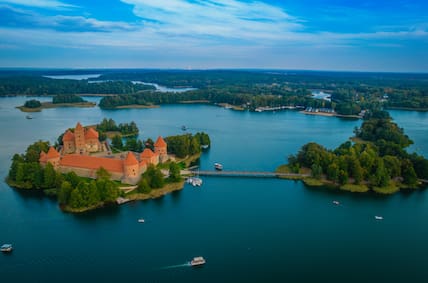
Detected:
left=120, top=0, right=302, bottom=41
left=1, top=0, right=75, bottom=10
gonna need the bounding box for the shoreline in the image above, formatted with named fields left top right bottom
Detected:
left=386, top=106, right=428, bottom=112
left=300, top=110, right=361, bottom=119
left=217, top=103, right=245, bottom=111
left=62, top=181, right=186, bottom=213
left=17, top=102, right=96, bottom=112
left=114, top=104, right=159, bottom=109
left=275, top=164, right=423, bottom=195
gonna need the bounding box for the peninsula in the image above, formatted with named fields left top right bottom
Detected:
left=276, top=109, right=428, bottom=194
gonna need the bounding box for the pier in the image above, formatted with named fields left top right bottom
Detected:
left=188, top=170, right=310, bottom=179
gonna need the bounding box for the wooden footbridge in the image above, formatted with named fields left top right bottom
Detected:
left=188, top=170, right=310, bottom=179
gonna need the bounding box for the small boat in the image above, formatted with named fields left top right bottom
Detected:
left=192, top=177, right=202, bottom=187
left=333, top=200, right=340, bottom=205
left=201, top=144, right=209, bottom=149
left=1, top=244, right=13, bottom=252
left=181, top=125, right=187, bottom=131
left=375, top=216, right=383, bottom=220
left=190, top=256, right=206, bottom=266
left=214, top=163, right=223, bottom=171
left=26, top=115, right=33, bottom=119
left=138, top=219, right=145, bottom=223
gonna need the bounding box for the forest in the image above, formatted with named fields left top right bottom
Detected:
left=286, top=109, right=428, bottom=193
left=1, top=70, right=427, bottom=113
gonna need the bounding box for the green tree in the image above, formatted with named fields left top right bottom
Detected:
left=137, top=178, right=151, bottom=194
left=69, top=188, right=83, bottom=208
left=327, top=162, right=339, bottom=182
left=143, top=165, right=165, bottom=188
left=43, top=162, right=56, bottom=189
left=168, top=162, right=182, bottom=182
left=58, top=181, right=73, bottom=205
left=111, top=134, right=123, bottom=150
left=402, top=159, right=418, bottom=185
left=25, top=140, right=50, bottom=162
left=96, top=167, right=111, bottom=180
left=338, top=170, right=348, bottom=185
left=311, top=164, right=322, bottom=179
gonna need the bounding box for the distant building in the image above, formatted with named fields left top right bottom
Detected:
left=39, top=122, right=168, bottom=185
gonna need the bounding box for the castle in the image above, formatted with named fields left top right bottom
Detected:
left=39, top=122, right=168, bottom=185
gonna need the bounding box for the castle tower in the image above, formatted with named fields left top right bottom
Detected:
left=62, top=130, right=75, bottom=154
left=45, top=146, right=61, bottom=168
left=74, top=122, right=86, bottom=154
left=140, top=148, right=159, bottom=166
left=154, top=136, right=167, bottom=162
left=39, top=151, right=47, bottom=165
left=123, top=152, right=139, bottom=181
left=84, top=127, right=100, bottom=152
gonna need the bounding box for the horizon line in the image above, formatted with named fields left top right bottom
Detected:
left=0, top=67, right=427, bottom=75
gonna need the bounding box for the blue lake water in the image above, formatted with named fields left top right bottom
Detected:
left=0, top=97, right=428, bottom=282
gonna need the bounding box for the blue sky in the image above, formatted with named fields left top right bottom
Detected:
left=0, top=0, right=427, bottom=71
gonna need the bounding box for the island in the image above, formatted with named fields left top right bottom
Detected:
left=276, top=109, right=428, bottom=194
left=6, top=119, right=210, bottom=213
left=17, top=95, right=96, bottom=112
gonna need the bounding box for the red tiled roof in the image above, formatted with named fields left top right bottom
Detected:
left=140, top=148, right=155, bottom=158
left=47, top=147, right=60, bottom=159
left=75, top=122, right=83, bottom=131
left=39, top=151, right=47, bottom=162
left=154, top=136, right=167, bottom=147
left=60, top=155, right=124, bottom=173
left=85, top=127, right=99, bottom=139
left=62, top=130, right=74, bottom=142
left=124, top=152, right=138, bottom=166
left=139, top=160, right=147, bottom=167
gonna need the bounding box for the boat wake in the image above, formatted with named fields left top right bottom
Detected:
left=159, top=262, right=191, bottom=270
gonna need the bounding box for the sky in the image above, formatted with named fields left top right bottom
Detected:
left=0, top=0, right=427, bottom=72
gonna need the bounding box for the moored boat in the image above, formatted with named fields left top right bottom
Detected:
left=375, top=216, right=383, bottom=220
left=214, top=163, right=223, bottom=171
left=190, top=256, right=206, bottom=266
left=1, top=244, right=13, bottom=252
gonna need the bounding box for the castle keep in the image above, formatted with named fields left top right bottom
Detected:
left=39, top=122, right=168, bottom=185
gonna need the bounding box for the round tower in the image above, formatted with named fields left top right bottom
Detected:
left=123, top=152, right=139, bottom=179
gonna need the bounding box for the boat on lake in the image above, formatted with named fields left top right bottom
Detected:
left=26, top=115, right=33, bottom=119
left=190, top=256, right=206, bottom=266
left=1, top=244, right=13, bottom=252
left=375, top=216, right=383, bottom=220
left=214, top=163, right=223, bottom=171
left=181, top=125, right=187, bottom=131
left=187, top=177, right=202, bottom=187
left=333, top=200, right=340, bottom=205
left=138, top=219, right=145, bottom=223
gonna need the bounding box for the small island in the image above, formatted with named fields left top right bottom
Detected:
left=276, top=109, right=428, bottom=194
left=17, top=95, right=96, bottom=112
left=6, top=119, right=210, bottom=213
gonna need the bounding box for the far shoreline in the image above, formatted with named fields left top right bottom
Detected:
left=17, top=101, right=96, bottom=112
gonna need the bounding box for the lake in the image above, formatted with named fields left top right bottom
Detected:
left=0, top=97, right=427, bottom=282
